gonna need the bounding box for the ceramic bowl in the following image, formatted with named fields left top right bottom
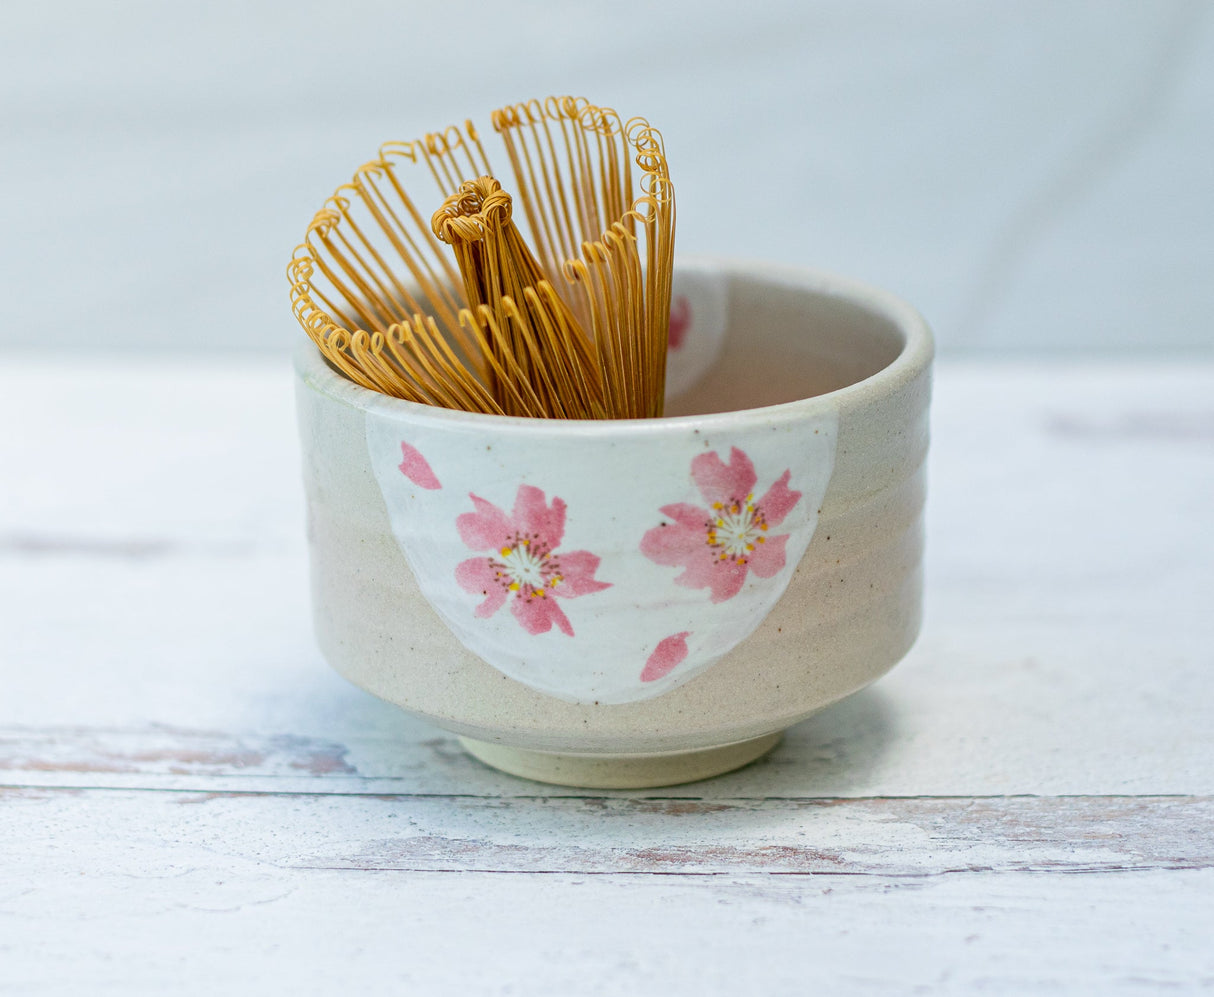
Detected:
left=295, top=257, right=932, bottom=787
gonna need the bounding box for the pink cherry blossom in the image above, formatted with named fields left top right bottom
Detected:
left=640, top=447, right=801, bottom=603
left=668, top=295, right=692, bottom=350
left=455, top=484, right=611, bottom=636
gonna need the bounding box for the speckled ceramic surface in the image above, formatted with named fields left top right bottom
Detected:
left=295, top=257, right=933, bottom=787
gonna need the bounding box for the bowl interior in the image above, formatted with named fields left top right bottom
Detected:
left=666, top=268, right=908, bottom=417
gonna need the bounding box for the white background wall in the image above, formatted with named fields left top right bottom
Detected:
left=2, top=0, right=1211, bottom=355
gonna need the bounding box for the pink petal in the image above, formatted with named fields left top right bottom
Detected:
left=691, top=447, right=758, bottom=506
left=660, top=502, right=710, bottom=530
left=641, top=632, right=691, bottom=683
left=455, top=557, right=508, bottom=618
left=457, top=494, right=514, bottom=551
left=690, top=556, right=748, bottom=603
left=397, top=441, right=442, bottom=490
left=640, top=513, right=708, bottom=568
left=512, top=484, right=565, bottom=548
left=668, top=296, right=691, bottom=350
left=552, top=550, right=611, bottom=597
left=747, top=532, right=789, bottom=579
left=757, top=470, right=800, bottom=527
left=510, top=591, right=574, bottom=636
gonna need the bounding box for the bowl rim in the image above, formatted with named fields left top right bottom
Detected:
left=295, top=255, right=934, bottom=438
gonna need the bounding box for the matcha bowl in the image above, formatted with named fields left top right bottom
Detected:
left=295, top=257, right=932, bottom=787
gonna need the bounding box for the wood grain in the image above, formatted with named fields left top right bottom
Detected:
left=6, top=786, right=1208, bottom=877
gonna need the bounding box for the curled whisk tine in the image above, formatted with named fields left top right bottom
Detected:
left=379, top=140, right=419, bottom=164
left=550, top=95, right=588, bottom=122
left=579, top=103, right=621, bottom=138
left=522, top=99, right=544, bottom=125
left=639, top=171, right=674, bottom=203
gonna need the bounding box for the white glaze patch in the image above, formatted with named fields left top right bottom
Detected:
left=363, top=408, right=837, bottom=705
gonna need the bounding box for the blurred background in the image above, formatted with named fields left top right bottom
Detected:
left=1, top=0, right=1211, bottom=357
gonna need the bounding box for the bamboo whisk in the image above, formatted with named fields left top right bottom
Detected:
left=287, top=97, right=675, bottom=419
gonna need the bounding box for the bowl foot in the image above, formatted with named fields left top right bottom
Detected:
left=457, top=731, right=783, bottom=789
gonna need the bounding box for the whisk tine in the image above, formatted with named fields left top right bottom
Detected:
left=288, top=95, right=674, bottom=420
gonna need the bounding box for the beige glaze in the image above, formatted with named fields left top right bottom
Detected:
left=295, top=258, right=932, bottom=784
left=458, top=733, right=784, bottom=789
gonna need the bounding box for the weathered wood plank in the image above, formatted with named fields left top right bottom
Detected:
left=4, top=869, right=1212, bottom=996
left=2, top=786, right=1212, bottom=995
left=0, top=726, right=358, bottom=784
left=2, top=787, right=1209, bottom=877
left=3, top=855, right=1209, bottom=996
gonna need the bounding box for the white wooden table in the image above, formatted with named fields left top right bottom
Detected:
left=2, top=358, right=1211, bottom=994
